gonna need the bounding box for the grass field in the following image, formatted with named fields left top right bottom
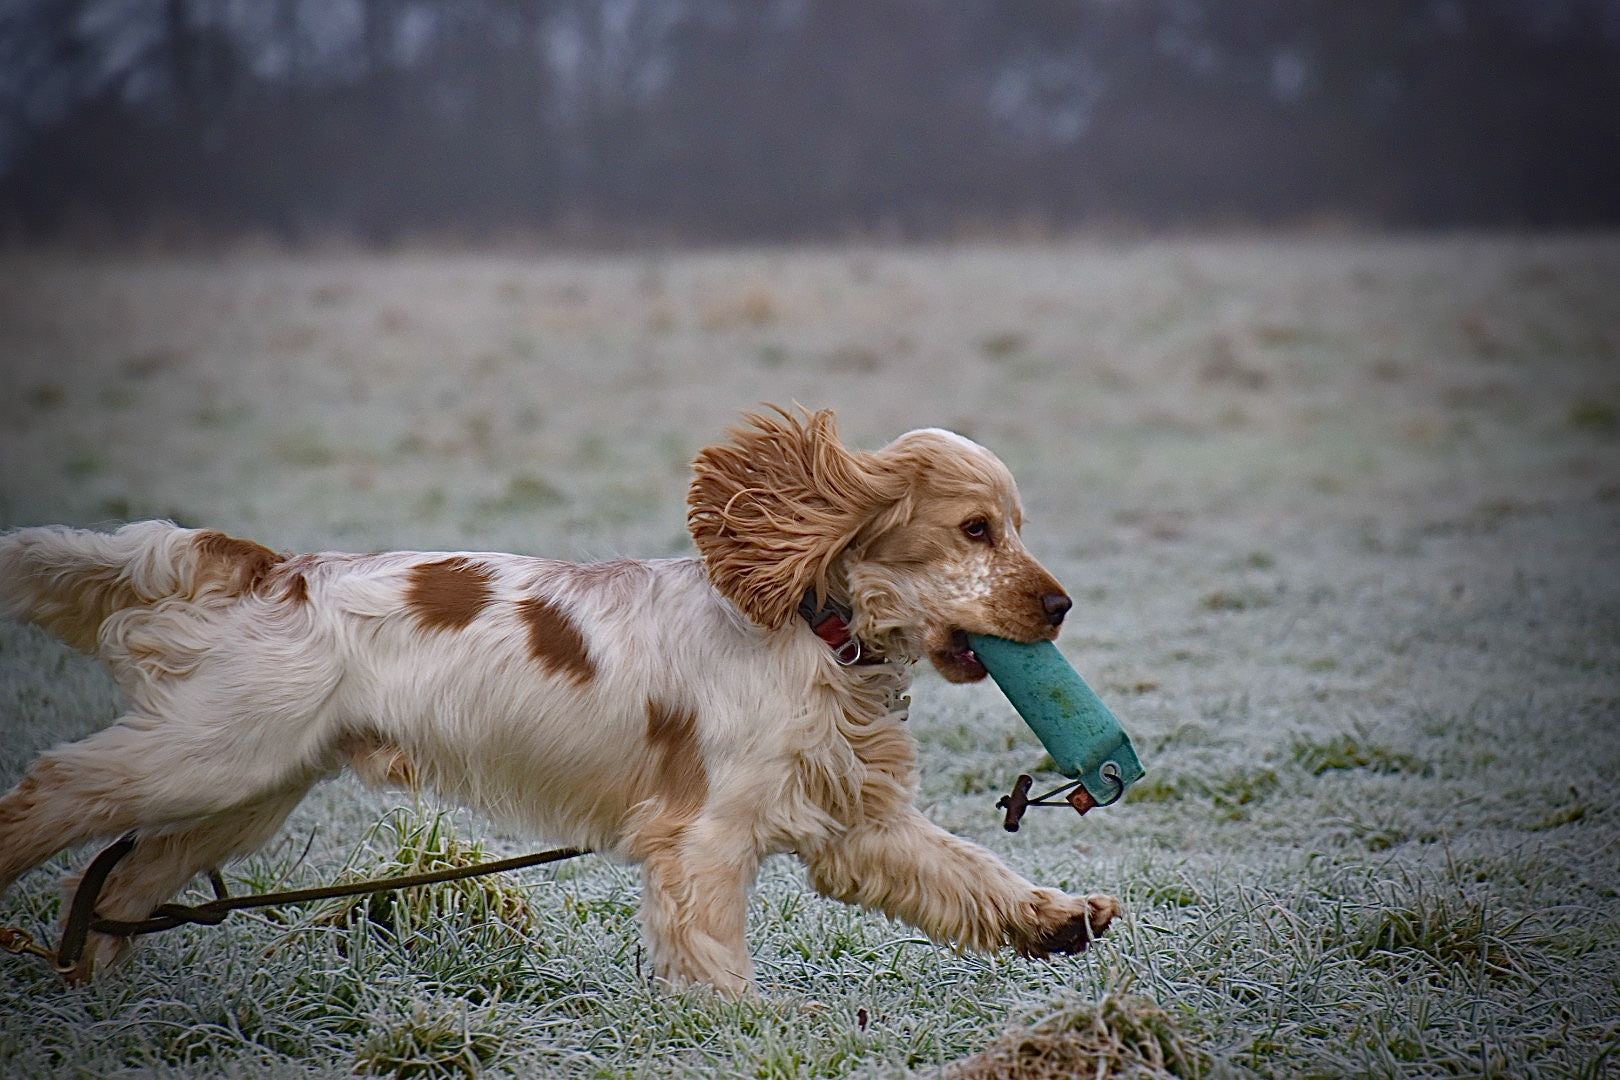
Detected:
left=1, top=234, right=1617, bottom=1078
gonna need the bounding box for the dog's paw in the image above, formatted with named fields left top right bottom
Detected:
left=1014, top=890, right=1121, bottom=958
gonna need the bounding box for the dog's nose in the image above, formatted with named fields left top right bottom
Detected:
left=1042, top=592, right=1072, bottom=626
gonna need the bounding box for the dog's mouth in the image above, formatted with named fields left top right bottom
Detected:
left=929, top=629, right=989, bottom=683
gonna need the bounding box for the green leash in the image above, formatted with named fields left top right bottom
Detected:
left=966, top=635, right=1146, bottom=830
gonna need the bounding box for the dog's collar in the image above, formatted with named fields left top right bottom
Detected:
left=797, top=589, right=883, bottom=666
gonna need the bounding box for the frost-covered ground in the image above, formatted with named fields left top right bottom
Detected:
left=1, top=235, right=1617, bottom=1077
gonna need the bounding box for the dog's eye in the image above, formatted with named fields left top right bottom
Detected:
left=961, top=518, right=992, bottom=543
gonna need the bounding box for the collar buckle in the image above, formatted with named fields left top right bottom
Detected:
left=830, top=636, right=863, bottom=666
left=799, top=589, right=874, bottom=665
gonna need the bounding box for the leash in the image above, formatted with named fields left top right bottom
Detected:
left=2, top=833, right=589, bottom=974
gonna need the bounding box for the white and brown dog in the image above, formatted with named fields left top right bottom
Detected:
left=0, top=406, right=1119, bottom=991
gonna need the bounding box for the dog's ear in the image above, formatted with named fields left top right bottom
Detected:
left=688, top=406, right=903, bottom=629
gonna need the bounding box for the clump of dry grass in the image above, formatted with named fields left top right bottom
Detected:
left=309, top=809, right=535, bottom=941
left=354, top=999, right=509, bottom=1079
left=941, top=988, right=1207, bottom=1080
left=1345, top=879, right=1541, bottom=980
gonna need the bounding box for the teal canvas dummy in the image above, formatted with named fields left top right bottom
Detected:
left=967, top=635, right=1145, bottom=827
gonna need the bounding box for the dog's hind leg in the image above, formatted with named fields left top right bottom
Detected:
left=0, top=712, right=323, bottom=896
left=54, top=783, right=314, bottom=982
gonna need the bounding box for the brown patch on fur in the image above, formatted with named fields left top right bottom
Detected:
left=0, top=760, right=54, bottom=823
left=515, top=595, right=596, bottom=684
left=0, top=760, right=65, bottom=888
left=645, top=700, right=708, bottom=817
left=406, top=557, right=495, bottom=632
left=336, top=732, right=419, bottom=790
left=281, top=573, right=309, bottom=605
left=191, top=531, right=283, bottom=595
left=267, top=553, right=323, bottom=605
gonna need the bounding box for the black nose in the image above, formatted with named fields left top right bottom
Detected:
left=1042, top=592, right=1072, bottom=626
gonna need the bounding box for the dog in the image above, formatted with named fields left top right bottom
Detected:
left=0, top=405, right=1119, bottom=992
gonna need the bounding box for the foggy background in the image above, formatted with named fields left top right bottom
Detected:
left=3, top=0, right=1619, bottom=246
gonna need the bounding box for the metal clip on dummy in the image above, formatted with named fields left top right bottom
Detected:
left=965, top=634, right=1146, bottom=832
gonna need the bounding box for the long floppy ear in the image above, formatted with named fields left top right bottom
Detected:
left=688, top=406, right=904, bottom=629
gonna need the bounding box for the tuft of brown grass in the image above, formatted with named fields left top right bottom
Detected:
left=354, top=1000, right=507, bottom=1079
left=1343, top=880, right=1540, bottom=980
left=308, top=810, right=535, bottom=941
left=941, top=989, right=1207, bottom=1080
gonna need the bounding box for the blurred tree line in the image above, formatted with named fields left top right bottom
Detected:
left=1, top=0, right=1616, bottom=244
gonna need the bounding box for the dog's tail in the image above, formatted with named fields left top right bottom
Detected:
left=0, top=521, right=283, bottom=653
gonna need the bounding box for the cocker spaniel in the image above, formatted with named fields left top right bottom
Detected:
left=0, top=406, right=1119, bottom=991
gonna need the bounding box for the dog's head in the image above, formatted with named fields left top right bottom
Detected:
left=687, top=406, right=1069, bottom=681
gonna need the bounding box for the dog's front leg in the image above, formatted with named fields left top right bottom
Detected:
left=798, top=808, right=1120, bottom=958
left=635, top=817, right=759, bottom=997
